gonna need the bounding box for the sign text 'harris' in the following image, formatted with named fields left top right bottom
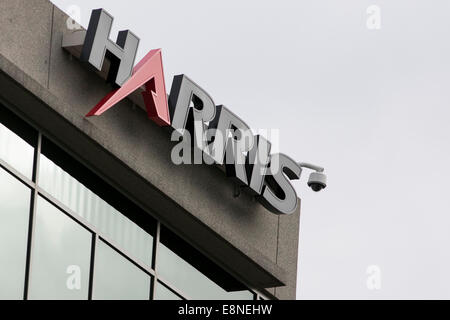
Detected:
left=63, top=8, right=303, bottom=215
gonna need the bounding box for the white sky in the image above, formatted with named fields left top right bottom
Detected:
left=51, top=0, right=450, bottom=299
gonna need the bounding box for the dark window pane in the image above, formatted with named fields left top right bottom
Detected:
left=28, top=197, right=92, bottom=300
left=92, top=240, right=151, bottom=300
left=158, top=227, right=253, bottom=300
left=154, top=282, right=182, bottom=300
left=0, top=168, right=31, bottom=299
left=39, top=138, right=154, bottom=268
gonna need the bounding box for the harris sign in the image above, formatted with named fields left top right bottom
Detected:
left=62, top=8, right=326, bottom=215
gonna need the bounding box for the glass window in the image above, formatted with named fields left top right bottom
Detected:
left=0, top=123, right=34, bottom=179
left=39, top=146, right=153, bottom=268
left=28, top=197, right=92, bottom=300
left=157, top=227, right=254, bottom=300
left=0, top=168, right=31, bottom=299
left=92, top=239, right=151, bottom=300
left=154, top=282, right=182, bottom=300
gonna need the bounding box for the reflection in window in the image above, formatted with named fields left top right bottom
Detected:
left=28, top=197, right=92, bottom=300
left=154, top=282, right=182, bottom=300
left=0, top=168, right=31, bottom=299
left=0, top=122, right=34, bottom=179
left=92, top=240, right=151, bottom=300
left=38, top=154, right=153, bottom=268
left=158, top=243, right=253, bottom=300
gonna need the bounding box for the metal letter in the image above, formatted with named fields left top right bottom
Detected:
left=260, top=154, right=301, bottom=215
left=208, top=105, right=254, bottom=166
left=169, top=75, right=216, bottom=131
left=169, top=75, right=216, bottom=161
left=246, top=135, right=271, bottom=195
left=86, top=49, right=171, bottom=126
left=81, top=9, right=139, bottom=86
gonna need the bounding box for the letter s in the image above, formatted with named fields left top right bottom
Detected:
left=259, top=153, right=301, bottom=215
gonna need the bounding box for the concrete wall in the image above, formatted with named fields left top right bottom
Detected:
left=0, top=0, right=300, bottom=299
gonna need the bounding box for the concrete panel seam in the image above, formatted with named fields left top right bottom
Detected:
left=274, top=215, right=280, bottom=297
left=46, top=5, right=55, bottom=89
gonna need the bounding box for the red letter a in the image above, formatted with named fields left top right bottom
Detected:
left=86, top=49, right=171, bottom=126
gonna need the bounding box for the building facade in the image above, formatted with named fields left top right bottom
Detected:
left=0, top=0, right=300, bottom=300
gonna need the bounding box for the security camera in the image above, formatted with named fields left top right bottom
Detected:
left=307, top=171, right=327, bottom=192
left=298, top=162, right=327, bottom=192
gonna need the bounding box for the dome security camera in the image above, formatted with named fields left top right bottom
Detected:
left=307, top=171, right=327, bottom=192
left=298, top=162, right=327, bottom=192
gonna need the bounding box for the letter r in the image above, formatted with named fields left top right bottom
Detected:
left=81, top=9, right=139, bottom=86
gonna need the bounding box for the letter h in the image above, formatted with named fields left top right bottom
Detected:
left=81, top=9, right=139, bottom=86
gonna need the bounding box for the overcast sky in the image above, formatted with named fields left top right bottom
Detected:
left=51, top=0, right=450, bottom=299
